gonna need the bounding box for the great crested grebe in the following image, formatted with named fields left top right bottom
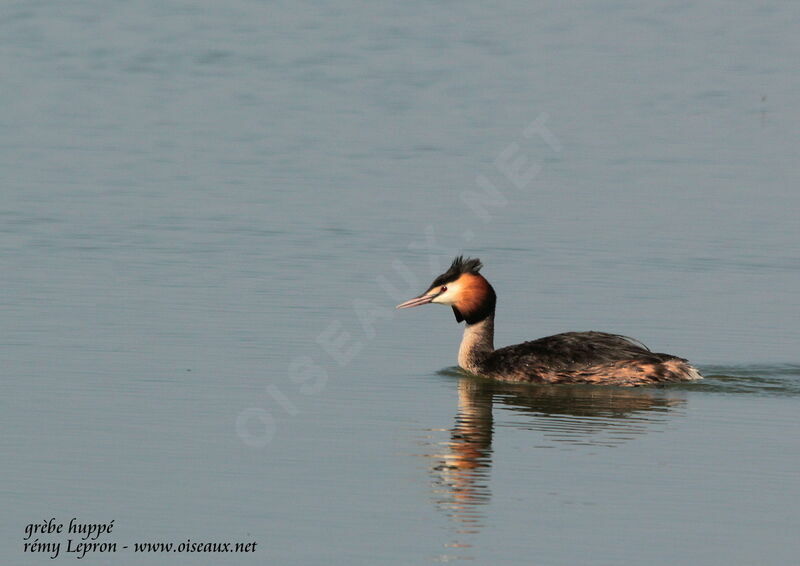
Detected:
left=397, top=256, right=702, bottom=386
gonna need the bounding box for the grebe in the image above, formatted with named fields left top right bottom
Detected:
left=397, top=256, right=702, bottom=386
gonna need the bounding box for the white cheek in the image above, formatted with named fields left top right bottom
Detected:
left=431, top=284, right=460, bottom=305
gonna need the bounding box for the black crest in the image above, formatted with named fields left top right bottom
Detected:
left=431, top=256, right=483, bottom=288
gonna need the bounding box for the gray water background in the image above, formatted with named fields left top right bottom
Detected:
left=2, top=1, right=800, bottom=564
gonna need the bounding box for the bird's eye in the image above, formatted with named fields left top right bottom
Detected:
left=441, top=286, right=447, bottom=292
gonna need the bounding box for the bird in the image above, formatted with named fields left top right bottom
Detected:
left=396, top=256, right=702, bottom=386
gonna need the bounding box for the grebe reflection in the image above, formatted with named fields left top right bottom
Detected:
left=421, top=375, right=686, bottom=558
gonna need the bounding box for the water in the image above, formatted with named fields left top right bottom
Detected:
left=2, top=1, right=799, bottom=564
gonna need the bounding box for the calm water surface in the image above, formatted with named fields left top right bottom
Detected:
left=3, top=1, right=800, bottom=564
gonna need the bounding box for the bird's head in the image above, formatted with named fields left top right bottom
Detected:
left=396, top=256, right=496, bottom=324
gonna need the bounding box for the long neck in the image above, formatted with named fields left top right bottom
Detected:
left=458, top=313, right=495, bottom=373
